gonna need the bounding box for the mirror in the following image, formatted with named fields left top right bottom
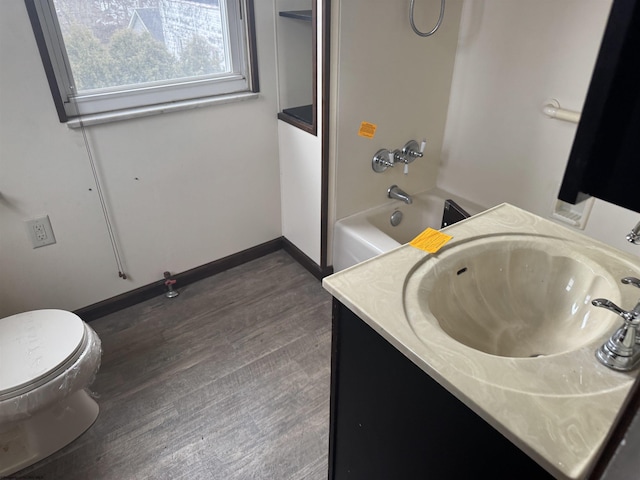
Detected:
left=558, top=0, right=640, bottom=214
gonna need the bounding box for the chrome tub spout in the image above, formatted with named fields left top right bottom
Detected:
left=388, top=185, right=413, bottom=204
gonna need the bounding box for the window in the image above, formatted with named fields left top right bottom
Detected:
left=25, top=0, right=259, bottom=123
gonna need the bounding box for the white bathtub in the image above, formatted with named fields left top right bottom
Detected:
left=333, top=187, right=486, bottom=271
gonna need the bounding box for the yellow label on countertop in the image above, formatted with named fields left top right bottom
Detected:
left=358, top=121, right=377, bottom=138
left=409, top=228, right=452, bottom=253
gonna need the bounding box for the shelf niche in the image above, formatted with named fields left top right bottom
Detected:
left=276, top=3, right=316, bottom=135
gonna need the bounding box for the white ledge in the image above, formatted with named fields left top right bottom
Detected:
left=66, top=92, right=260, bottom=128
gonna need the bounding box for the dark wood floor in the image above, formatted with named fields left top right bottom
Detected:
left=19, top=251, right=333, bottom=480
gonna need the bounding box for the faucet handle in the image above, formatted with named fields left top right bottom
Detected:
left=402, top=139, right=426, bottom=160
left=372, top=149, right=394, bottom=172
left=593, top=279, right=640, bottom=370
left=594, top=297, right=640, bottom=370
left=593, top=298, right=633, bottom=319
left=593, top=298, right=640, bottom=325
left=593, top=278, right=640, bottom=318
left=627, top=221, right=640, bottom=245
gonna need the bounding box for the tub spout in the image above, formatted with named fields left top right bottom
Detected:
left=388, top=185, right=413, bottom=204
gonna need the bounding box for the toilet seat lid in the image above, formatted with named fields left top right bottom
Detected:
left=0, top=309, right=86, bottom=393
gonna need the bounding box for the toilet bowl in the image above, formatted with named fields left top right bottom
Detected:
left=0, top=309, right=102, bottom=476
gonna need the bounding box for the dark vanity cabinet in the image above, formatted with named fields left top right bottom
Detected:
left=328, top=300, right=552, bottom=480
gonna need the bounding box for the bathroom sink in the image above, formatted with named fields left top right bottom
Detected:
left=326, top=204, right=640, bottom=479
left=404, top=234, right=619, bottom=358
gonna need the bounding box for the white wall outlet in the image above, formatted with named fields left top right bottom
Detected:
left=25, top=215, right=57, bottom=248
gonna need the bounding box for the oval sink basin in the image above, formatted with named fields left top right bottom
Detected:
left=405, top=234, right=619, bottom=358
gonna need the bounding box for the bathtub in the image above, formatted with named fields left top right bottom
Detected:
left=333, top=187, right=486, bottom=271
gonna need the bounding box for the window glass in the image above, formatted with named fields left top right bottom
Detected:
left=27, top=0, right=257, bottom=121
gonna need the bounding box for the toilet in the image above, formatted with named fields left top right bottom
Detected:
left=0, top=309, right=102, bottom=476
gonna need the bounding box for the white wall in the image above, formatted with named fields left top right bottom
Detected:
left=439, top=0, right=640, bottom=257
left=279, top=122, right=322, bottom=264
left=0, top=1, right=282, bottom=317
left=278, top=0, right=324, bottom=265
left=331, top=0, right=464, bottom=221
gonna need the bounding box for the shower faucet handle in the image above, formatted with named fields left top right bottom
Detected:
left=372, top=148, right=395, bottom=173
left=402, top=139, right=426, bottom=160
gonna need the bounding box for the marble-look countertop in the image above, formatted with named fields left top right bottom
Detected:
left=323, top=203, right=640, bottom=480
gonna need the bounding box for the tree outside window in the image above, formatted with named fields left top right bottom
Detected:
left=53, top=0, right=225, bottom=92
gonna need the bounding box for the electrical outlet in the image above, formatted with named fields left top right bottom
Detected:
left=25, top=215, right=56, bottom=248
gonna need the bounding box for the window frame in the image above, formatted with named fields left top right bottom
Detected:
left=25, top=0, right=259, bottom=123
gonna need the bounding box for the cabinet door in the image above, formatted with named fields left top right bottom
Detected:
left=329, top=301, right=552, bottom=480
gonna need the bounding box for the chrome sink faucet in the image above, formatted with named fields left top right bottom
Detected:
left=627, top=221, right=640, bottom=245
left=592, top=277, right=640, bottom=371
left=388, top=185, right=412, bottom=204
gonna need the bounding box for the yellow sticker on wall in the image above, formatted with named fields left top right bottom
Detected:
left=409, top=228, right=453, bottom=253
left=358, top=121, right=377, bottom=139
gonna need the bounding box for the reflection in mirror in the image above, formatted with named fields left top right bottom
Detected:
left=558, top=0, right=640, bottom=214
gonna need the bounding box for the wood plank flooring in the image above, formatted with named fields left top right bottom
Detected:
left=18, top=251, right=333, bottom=480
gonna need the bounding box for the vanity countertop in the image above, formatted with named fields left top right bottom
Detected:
left=323, top=203, right=640, bottom=480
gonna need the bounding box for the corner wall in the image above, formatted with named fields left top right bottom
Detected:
left=0, top=1, right=282, bottom=317
left=438, top=0, right=639, bottom=256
